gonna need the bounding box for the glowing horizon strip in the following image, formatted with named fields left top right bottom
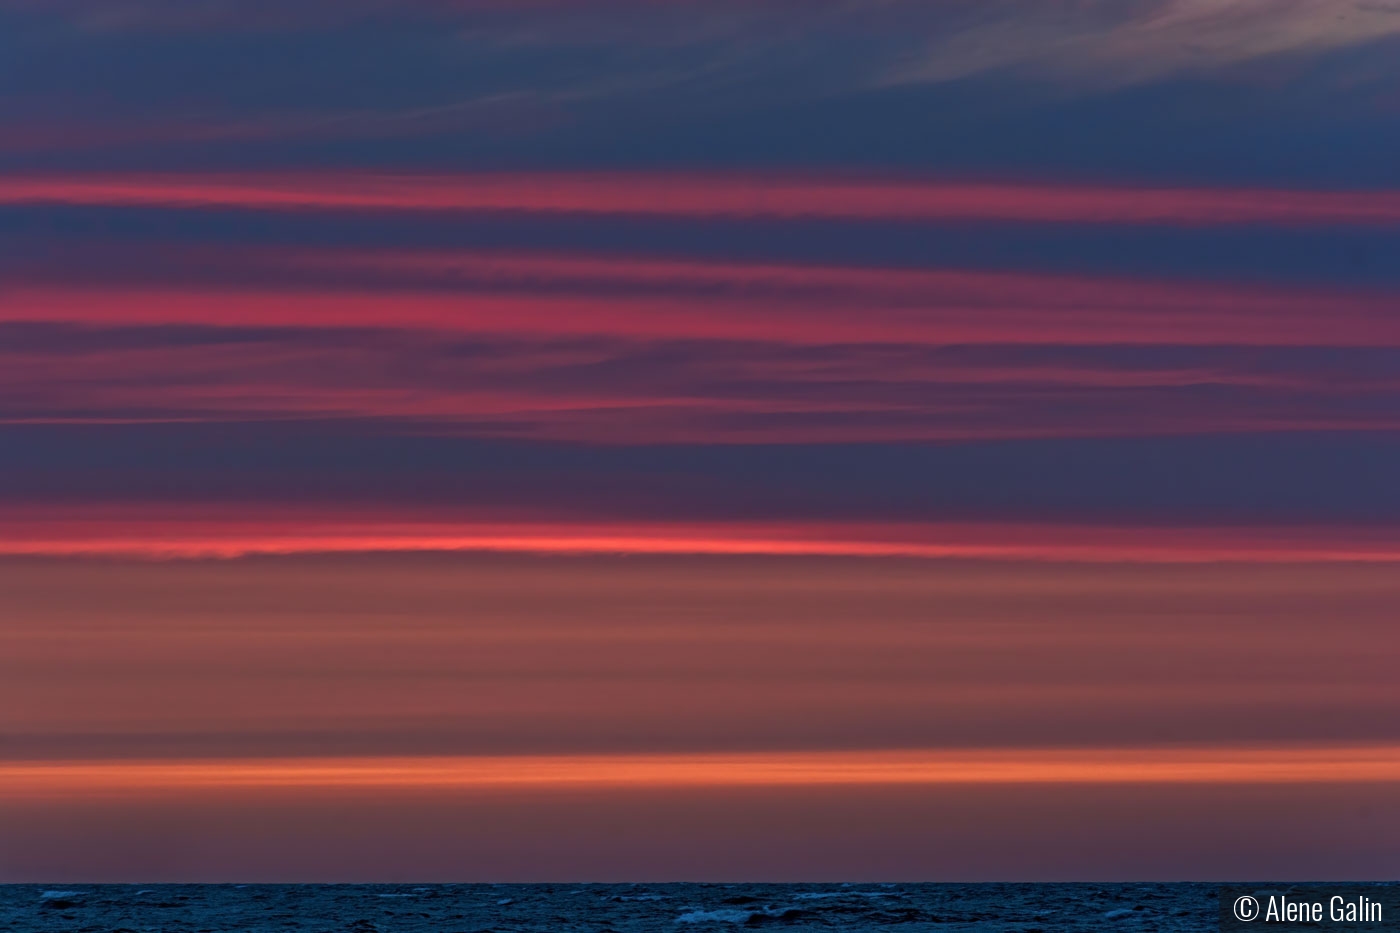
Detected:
left=6, top=746, right=1400, bottom=794
left=2, top=173, right=1399, bottom=226
left=2, top=520, right=1399, bottom=563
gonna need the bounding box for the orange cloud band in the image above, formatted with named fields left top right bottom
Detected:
left=6, top=746, right=1400, bottom=795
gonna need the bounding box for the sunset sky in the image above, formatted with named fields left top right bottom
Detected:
left=2, top=0, right=1399, bottom=881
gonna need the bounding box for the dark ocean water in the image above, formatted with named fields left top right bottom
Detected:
left=0, top=883, right=1222, bottom=932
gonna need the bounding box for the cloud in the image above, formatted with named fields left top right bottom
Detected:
left=4, top=172, right=1400, bottom=225
left=9, top=745, right=1400, bottom=792
left=11, top=0, right=1397, bottom=87
left=877, top=0, right=1400, bottom=87
left=4, top=1, right=1395, bottom=173
left=2, top=265, right=1397, bottom=443
left=4, top=503, right=1400, bottom=561
left=6, top=245, right=1398, bottom=348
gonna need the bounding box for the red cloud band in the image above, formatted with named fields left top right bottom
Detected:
left=4, top=507, right=1399, bottom=562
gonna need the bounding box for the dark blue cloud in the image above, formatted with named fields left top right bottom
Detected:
left=4, top=423, right=1398, bottom=524
left=4, top=207, right=1399, bottom=287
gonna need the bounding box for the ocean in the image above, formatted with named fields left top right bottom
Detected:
left=1, top=882, right=1223, bottom=931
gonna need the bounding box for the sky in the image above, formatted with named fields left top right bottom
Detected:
left=1, top=0, right=1399, bottom=881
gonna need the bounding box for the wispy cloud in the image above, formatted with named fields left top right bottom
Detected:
left=4, top=242, right=1396, bottom=442
left=12, top=0, right=1397, bottom=83
left=884, top=0, right=1400, bottom=87
left=4, top=172, right=1400, bottom=224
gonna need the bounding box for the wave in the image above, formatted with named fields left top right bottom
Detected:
left=677, top=906, right=807, bottom=924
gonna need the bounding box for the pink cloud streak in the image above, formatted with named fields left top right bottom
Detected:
left=4, top=172, right=1400, bottom=225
